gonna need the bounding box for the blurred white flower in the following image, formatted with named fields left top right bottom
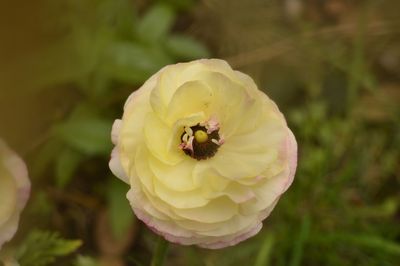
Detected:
left=0, top=139, right=30, bottom=250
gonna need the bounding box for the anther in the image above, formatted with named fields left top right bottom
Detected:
left=179, top=120, right=223, bottom=160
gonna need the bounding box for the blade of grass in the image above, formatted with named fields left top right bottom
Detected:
left=254, top=233, right=275, bottom=266
left=347, top=4, right=367, bottom=110
left=290, top=215, right=311, bottom=266
left=314, top=233, right=400, bottom=256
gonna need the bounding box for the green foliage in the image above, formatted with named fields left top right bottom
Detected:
left=55, top=148, right=83, bottom=188
left=53, top=117, right=112, bottom=156
left=102, top=41, right=172, bottom=83
left=166, top=35, right=210, bottom=59
left=289, top=215, right=311, bottom=266
left=137, top=4, right=175, bottom=43
left=74, top=256, right=99, bottom=266
left=16, top=230, right=82, bottom=266
left=107, top=178, right=135, bottom=239
left=10, top=0, right=399, bottom=266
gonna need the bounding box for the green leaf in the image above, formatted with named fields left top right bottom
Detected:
left=102, top=42, right=172, bottom=83
left=55, top=148, right=83, bottom=188
left=74, top=255, right=99, bottom=266
left=16, top=230, right=82, bottom=266
left=31, top=139, right=63, bottom=178
left=54, top=117, right=112, bottom=156
left=166, top=35, right=210, bottom=59
left=137, top=4, right=175, bottom=43
left=107, top=178, right=135, bottom=239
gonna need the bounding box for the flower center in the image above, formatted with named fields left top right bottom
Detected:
left=179, top=118, right=224, bottom=160
left=194, top=130, right=208, bottom=143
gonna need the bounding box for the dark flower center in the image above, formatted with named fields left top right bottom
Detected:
left=180, top=124, right=222, bottom=160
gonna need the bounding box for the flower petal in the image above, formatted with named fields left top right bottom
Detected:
left=148, top=155, right=198, bottom=192
left=109, top=147, right=128, bottom=183
left=0, top=139, right=30, bottom=249
left=172, top=197, right=238, bottom=223
left=165, top=80, right=213, bottom=124
left=143, top=113, right=184, bottom=165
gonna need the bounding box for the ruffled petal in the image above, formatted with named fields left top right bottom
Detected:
left=109, top=147, right=128, bottom=183
left=148, top=155, right=198, bottom=192
left=143, top=112, right=183, bottom=165
left=111, top=119, right=122, bottom=145
left=165, top=80, right=213, bottom=125
left=119, top=73, right=157, bottom=179
left=172, top=197, right=238, bottom=223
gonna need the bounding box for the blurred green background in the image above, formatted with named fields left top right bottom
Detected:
left=0, top=0, right=399, bottom=265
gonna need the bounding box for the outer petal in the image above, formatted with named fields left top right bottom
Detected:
left=283, top=129, right=298, bottom=192
left=198, top=222, right=262, bottom=249
left=0, top=139, right=30, bottom=250
left=118, top=73, right=158, bottom=182
left=109, top=146, right=128, bottom=183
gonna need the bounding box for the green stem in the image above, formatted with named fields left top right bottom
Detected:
left=151, top=236, right=169, bottom=266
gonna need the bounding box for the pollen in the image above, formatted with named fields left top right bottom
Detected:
left=194, top=130, right=208, bottom=143
left=179, top=119, right=223, bottom=160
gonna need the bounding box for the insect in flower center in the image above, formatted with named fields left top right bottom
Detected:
left=179, top=118, right=224, bottom=160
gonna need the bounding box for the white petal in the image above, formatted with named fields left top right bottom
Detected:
left=109, top=147, right=129, bottom=184
left=0, top=139, right=30, bottom=249
left=111, top=119, right=122, bottom=145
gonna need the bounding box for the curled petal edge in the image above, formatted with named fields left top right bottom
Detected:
left=109, top=147, right=129, bottom=184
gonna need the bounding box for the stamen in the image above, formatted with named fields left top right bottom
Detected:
left=179, top=119, right=223, bottom=160
left=211, top=139, right=219, bottom=145
left=182, top=133, right=189, bottom=143
left=194, top=130, right=208, bottom=143
left=201, top=116, right=219, bottom=134
left=185, top=126, right=193, bottom=136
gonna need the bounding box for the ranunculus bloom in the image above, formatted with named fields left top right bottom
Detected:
left=0, top=139, right=30, bottom=250
left=110, top=59, right=297, bottom=248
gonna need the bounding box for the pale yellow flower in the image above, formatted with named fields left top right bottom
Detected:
left=0, top=139, right=30, bottom=250
left=110, top=59, right=297, bottom=248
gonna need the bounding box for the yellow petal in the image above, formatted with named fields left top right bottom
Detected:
left=165, top=80, right=213, bottom=124
left=195, top=71, right=250, bottom=138
left=209, top=115, right=287, bottom=179
left=131, top=145, right=155, bottom=194
left=152, top=178, right=209, bottom=209
left=173, top=197, right=238, bottom=223
left=148, top=154, right=198, bottom=192
left=240, top=167, right=290, bottom=215
left=144, top=112, right=183, bottom=165
left=119, top=77, right=155, bottom=174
